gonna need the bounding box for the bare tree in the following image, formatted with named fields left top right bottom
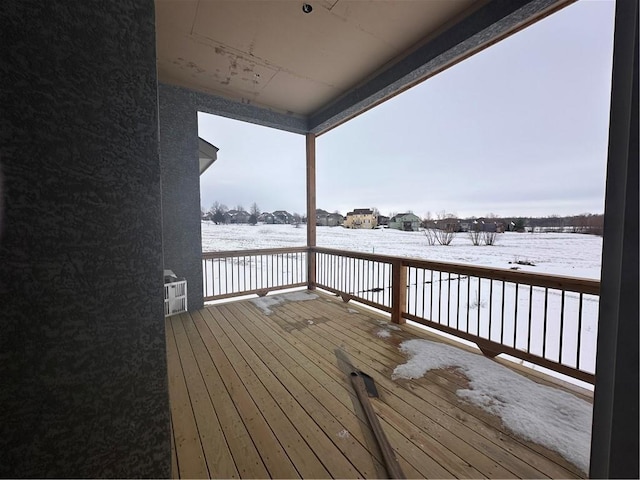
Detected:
left=433, top=226, right=456, bottom=245
left=482, top=231, right=499, bottom=246
left=433, top=211, right=457, bottom=245
left=469, top=221, right=482, bottom=246
left=250, top=202, right=260, bottom=217
left=424, top=228, right=436, bottom=245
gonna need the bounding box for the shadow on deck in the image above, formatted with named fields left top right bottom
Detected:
left=167, top=291, right=591, bottom=479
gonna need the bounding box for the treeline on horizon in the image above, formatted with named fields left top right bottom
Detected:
left=421, top=212, right=604, bottom=235
left=202, top=202, right=604, bottom=235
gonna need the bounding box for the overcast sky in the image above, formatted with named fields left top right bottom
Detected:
left=199, top=0, right=615, bottom=218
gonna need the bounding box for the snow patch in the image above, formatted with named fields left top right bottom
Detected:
left=347, top=308, right=359, bottom=314
left=250, top=292, right=318, bottom=315
left=307, top=320, right=314, bottom=325
left=337, top=429, right=350, bottom=439
left=376, top=320, right=401, bottom=331
left=376, top=329, right=391, bottom=339
left=393, top=339, right=592, bottom=473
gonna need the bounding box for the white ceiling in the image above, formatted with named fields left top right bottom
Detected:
left=155, top=0, right=480, bottom=116
left=155, top=0, right=574, bottom=133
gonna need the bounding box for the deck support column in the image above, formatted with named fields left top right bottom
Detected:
left=391, top=261, right=407, bottom=325
left=590, top=1, right=638, bottom=478
left=306, top=133, right=317, bottom=289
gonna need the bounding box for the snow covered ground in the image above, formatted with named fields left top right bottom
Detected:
left=201, top=223, right=602, bottom=279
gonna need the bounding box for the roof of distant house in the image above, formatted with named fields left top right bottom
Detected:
left=348, top=208, right=374, bottom=215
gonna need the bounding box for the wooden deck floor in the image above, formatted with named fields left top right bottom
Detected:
left=166, top=290, right=591, bottom=479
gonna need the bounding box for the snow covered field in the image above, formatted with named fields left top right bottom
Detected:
left=202, top=222, right=602, bottom=279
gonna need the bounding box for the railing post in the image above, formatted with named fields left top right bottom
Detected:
left=306, top=133, right=316, bottom=290
left=391, top=260, right=407, bottom=324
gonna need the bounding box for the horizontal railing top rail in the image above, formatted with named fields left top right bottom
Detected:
left=311, top=246, right=600, bottom=295
left=203, top=246, right=308, bottom=259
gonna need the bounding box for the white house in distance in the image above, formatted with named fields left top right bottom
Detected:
left=388, top=213, right=421, bottom=231
left=344, top=208, right=377, bottom=229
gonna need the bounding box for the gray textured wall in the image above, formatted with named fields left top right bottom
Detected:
left=159, top=84, right=204, bottom=310
left=0, top=1, right=170, bottom=477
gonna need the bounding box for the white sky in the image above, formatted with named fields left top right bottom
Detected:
left=199, top=0, right=615, bottom=218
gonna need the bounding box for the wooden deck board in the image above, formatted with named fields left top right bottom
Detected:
left=304, top=298, right=583, bottom=478
left=166, top=319, right=209, bottom=479
left=168, top=291, right=590, bottom=479
left=291, top=296, right=583, bottom=477
left=188, top=311, right=299, bottom=478
left=206, top=305, right=343, bottom=478
left=271, top=300, right=518, bottom=478
left=184, top=311, right=269, bottom=478
left=172, top=315, right=239, bottom=478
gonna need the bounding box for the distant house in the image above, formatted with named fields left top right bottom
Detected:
left=377, top=215, right=389, bottom=227
left=327, top=212, right=344, bottom=226
left=272, top=210, right=293, bottom=224
left=344, top=208, right=377, bottom=229
left=225, top=209, right=251, bottom=224
left=257, top=212, right=274, bottom=224
left=316, top=209, right=344, bottom=226
left=458, top=221, right=471, bottom=232
left=388, top=213, right=421, bottom=231
left=473, top=219, right=505, bottom=233
left=316, top=209, right=330, bottom=226
left=433, top=218, right=461, bottom=232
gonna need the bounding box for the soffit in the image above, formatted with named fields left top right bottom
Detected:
left=155, top=0, right=478, bottom=116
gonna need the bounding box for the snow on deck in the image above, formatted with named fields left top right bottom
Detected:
left=393, top=338, right=592, bottom=472
left=250, top=291, right=318, bottom=315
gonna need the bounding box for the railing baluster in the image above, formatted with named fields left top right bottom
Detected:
left=500, top=280, right=505, bottom=344
left=437, top=271, right=442, bottom=324
left=457, top=273, right=461, bottom=331
left=559, top=290, right=566, bottom=363
left=413, top=267, right=418, bottom=315
left=488, top=279, right=493, bottom=340
left=543, top=287, right=549, bottom=359
left=422, top=268, right=426, bottom=320
left=466, top=276, right=471, bottom=333
left=217, top=258, right=221, bottom=296
left=577, top=293, right=583, bottom=369
left=527, top=285, right=533, bottom=353
left=514, top=283, right=519, bottom=349
left=477, top=277, right=481, bottom=335
left=430, top=270, right=434, bottom=321
left=447, top=271, right=451, bottom=327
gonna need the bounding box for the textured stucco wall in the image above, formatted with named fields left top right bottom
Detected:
left=159, top=84, right=204, bottom=310
left=0, top=1, right=170, bottom=477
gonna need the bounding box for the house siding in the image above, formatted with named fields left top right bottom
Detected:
left=159, top=83, right=204, bottom=311
left=344, top=209, right=377, bottom=229
left=388, top=214, right=421, bottom=231
left=0, top=1, right=170, bottom=477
